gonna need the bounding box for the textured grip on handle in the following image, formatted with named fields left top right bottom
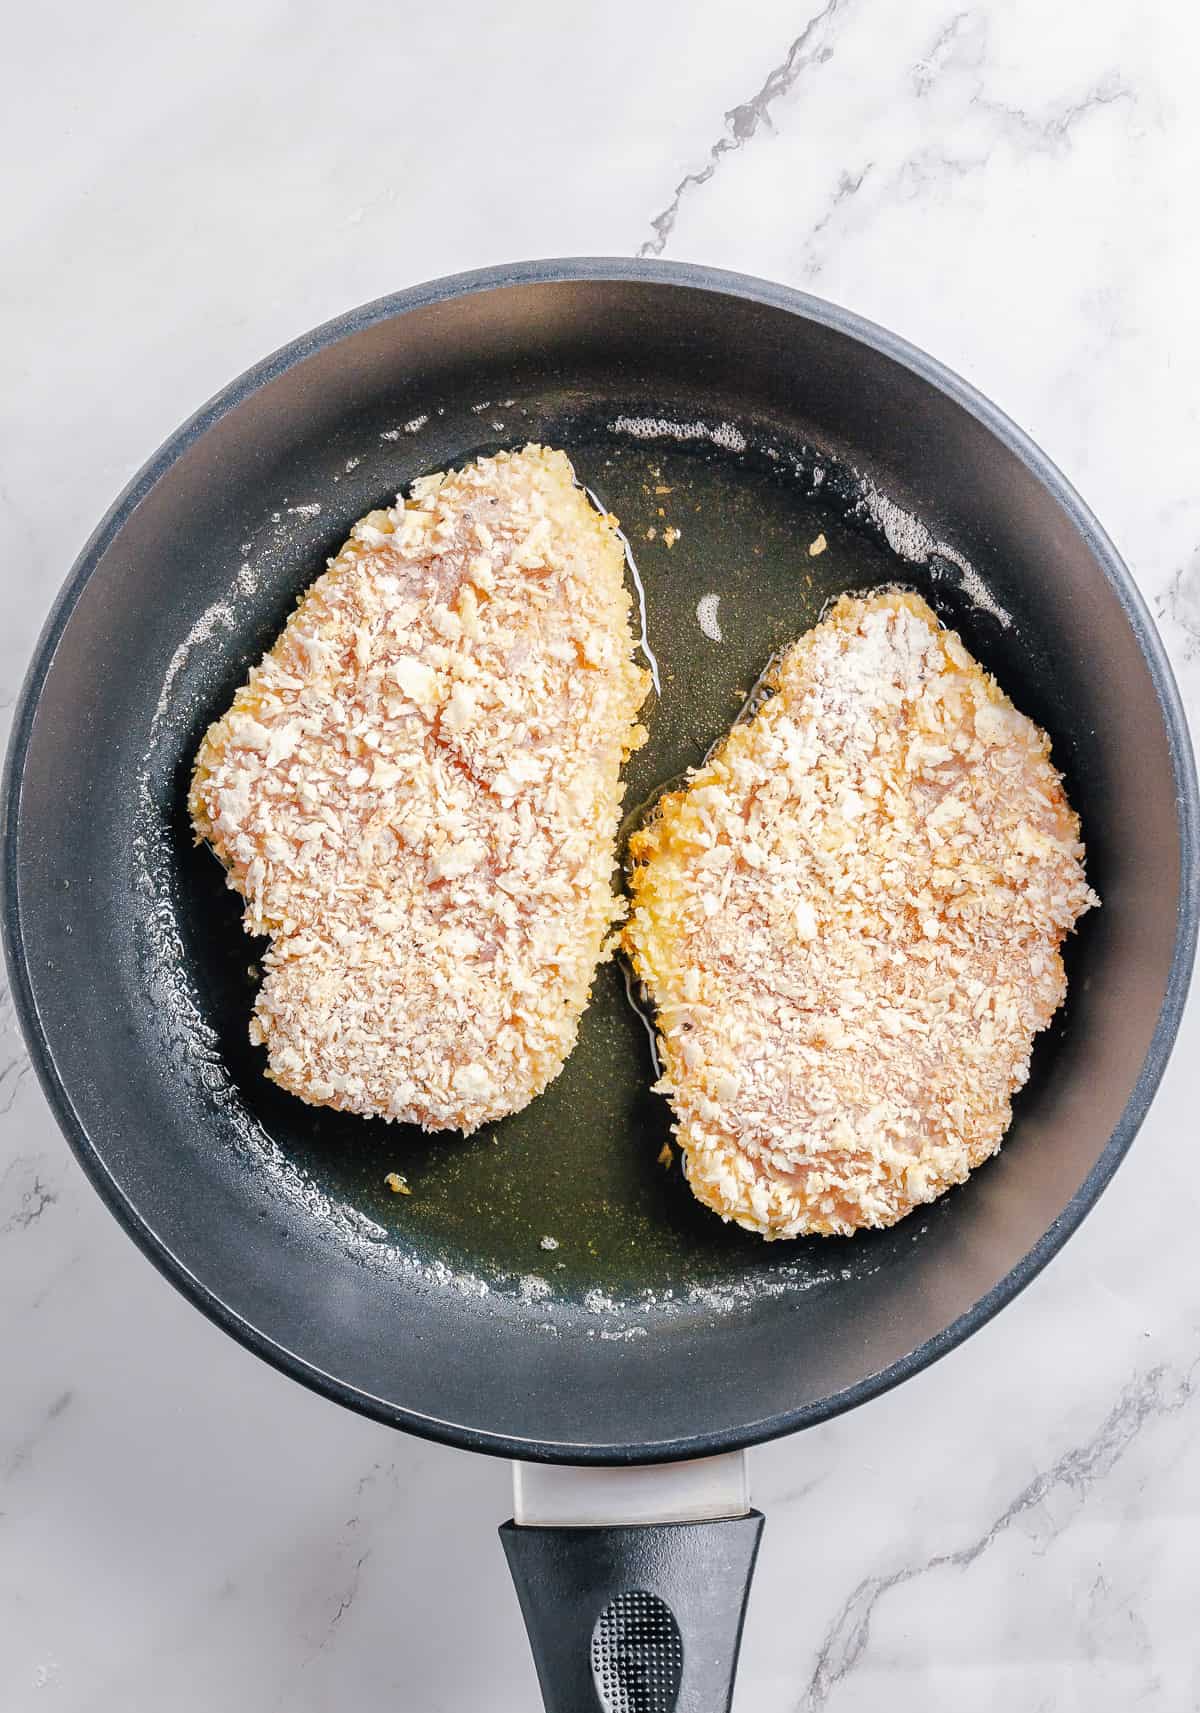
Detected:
left=500, top=1512, right=764, bottom=1713
left=592, top=1588, right=683, bottom=1711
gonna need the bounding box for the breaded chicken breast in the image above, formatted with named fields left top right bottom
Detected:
left=624, top=590, right=1097, bottom=1238
left=190, top=445, right=650, bottom=1132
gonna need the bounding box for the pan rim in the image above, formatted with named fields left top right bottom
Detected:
left=3, top=256, right=1197, bottom=1465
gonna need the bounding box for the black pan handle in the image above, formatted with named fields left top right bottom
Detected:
left=499, top=1511, right=764, bottom=1713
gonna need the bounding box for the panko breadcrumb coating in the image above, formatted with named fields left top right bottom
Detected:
left=190, top=445, right=650, bottom=1132
left=624, top=590, right=1098, bottom=1238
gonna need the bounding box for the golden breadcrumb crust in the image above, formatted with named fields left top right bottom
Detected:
left=190, top=446, right=650, bottom=1132
left=624, top=590, right=1098, bottom=1238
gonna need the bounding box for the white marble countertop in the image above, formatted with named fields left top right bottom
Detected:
left=3, top=3, right=1198, bottom=1708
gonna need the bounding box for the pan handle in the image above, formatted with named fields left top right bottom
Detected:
left=499, top=1457, right=763, bottom=1713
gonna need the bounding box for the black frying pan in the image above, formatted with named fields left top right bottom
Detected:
left=3, top=260, right=1197, bottom=1713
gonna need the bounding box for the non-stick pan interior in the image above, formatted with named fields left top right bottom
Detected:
left=7, top=267, right=1193, bottom=1458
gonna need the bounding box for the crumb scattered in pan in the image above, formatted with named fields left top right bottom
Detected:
left=809, top=533, right=827, bottom=556
left=657, top=1142, right=674, bottom=1169
left=384, top=1172, right=412, bottom=1195
left=539, top=1234, right=560, bottom=1251
left=663, top=526, right=681, bottom=549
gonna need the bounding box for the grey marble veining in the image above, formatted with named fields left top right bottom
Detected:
left=2, top=1, right=1198, bottom=1708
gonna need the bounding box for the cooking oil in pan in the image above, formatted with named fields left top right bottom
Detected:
left=160, top=423, right=989, bottom=1314
left=320, top=435, right=903, bottom=1302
